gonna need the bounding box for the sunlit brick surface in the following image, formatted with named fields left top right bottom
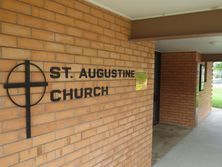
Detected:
left=0, top=0, right=155, bottom=166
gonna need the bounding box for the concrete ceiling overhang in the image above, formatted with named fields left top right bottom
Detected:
left=86, top=0, right=222, bottom=54
left=156, top=36, right=222, bottom=54
left=86, top=0, right=222, bottom=20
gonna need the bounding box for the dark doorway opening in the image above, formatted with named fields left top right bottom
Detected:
left=153, top=51, right=161, bottom=125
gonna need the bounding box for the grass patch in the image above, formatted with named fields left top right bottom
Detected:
left=212, top=87, right=222, bottom=108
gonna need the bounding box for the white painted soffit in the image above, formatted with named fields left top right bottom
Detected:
left=86, top=0, right=222, bottom=20
left=156, top=36, right=222, bottom=54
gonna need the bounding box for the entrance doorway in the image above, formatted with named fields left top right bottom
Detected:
left=153, top=52, right=161, bottom=125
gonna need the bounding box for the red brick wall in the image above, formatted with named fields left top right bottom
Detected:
left=197, top=62, right=213, bottom=121
left=159, top=52, right=199, bottom=128
left=0, top=0, right=154, bottom=166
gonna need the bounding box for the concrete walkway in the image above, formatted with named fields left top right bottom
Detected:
left=154, top=109, right=222, bottom=167
left=152, top=124, right=191, bottom=165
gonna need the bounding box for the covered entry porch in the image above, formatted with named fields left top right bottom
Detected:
left=153, top=108, right=222, bottom=167
left=152, top=51, right=222, bottom=166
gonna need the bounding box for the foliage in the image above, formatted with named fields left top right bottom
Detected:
left=214, top=62, right=222, bottom=72
left=212, top=87, right=222, bottom=109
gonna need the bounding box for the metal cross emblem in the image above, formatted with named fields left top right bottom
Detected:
left=4, top=60, right=48, bottom=138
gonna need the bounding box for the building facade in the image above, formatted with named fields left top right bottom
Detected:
left=0, top=0, right=214, bottom=167
left=0, top=0, right=154, bottom=166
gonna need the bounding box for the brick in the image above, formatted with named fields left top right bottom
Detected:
left=61, top=145, right=74, bottom=156
left=19, top=148, right=37, bottom=161
left=3, top=140, right=32, bottom=155
left=44, top=20, right=65, bottom=33
left=2, top=47, right=31, bottom=60
left=104, top=13, right=115, bottom=23
left=32, top=6, right=55, bottom=21
left=17, top=14, right=44, bottom=29
left=91, top=25, right=104, bottom=34
left=104, top=28, right=115, bottom=38
left=45, top=0, right=66, bottom=14
left=82, top=128, right=97, bottom=139
left=75, top=1, right=90, bottom=13
left=2, top=118, right=26, bottom=132
left=55, top=34, right=74, bottom=44
left=104, top=59, right=115, bottom=66
left=0, top=9, right=16, bottom=23
left=14, top=159, right=34, bottom=167
left=33, top=132, right=55, bottom=146
left=111, top=24, right=121, bottom=32
left=66, top=27, right=83, bottom=37
left=75, top=56, right=90, bottom=64
left=75, top=38, right=90, bottom=47
left=67, top=8, right=83, bottom=19
left=65, top=150, right=82, bottom=163
left=31, top=51, right=55, bottom=61
left=32, top=113, right=55, bottom=126
left=18, top=38, right=44, bottom=50
left=75, top=20, right=91, bottom=30
left=65, top=45, right=82, bottom=54
left=91, top=57, right=103, bottom=65
left=55, top=127, right=74, bottom=139
left=34, top=151, right=56, bottom=166
left=53, top=0, right=75, bottom=7
left=56, top=53, right=75, bottom=63
left=98, top=19, right=110, bottom=28
left=115, top=18, right=129, bottom=28
left=0, top=34, right=16, bottom=47
left=0, top=154, right=18, bottom=166
left=84, top=14, right=98, bottom=24
left=42, top=157, right=65, bottom=166
left=32, top=29, right=55, bottom=41
left=83, top=48, right=97, bottom=57
left=44, top=42, right=64, bottom=52
left=110, top=53, right=120, bottom=59
left=44, top=138, right=66, bottom=152
left=0, top=131, right=20, bottom=145
left=98, top=50, right=110, bottom=58
left=83, top=31, right=98, bottom=40
left=111, top=38, right=121, bottom=46
left=91, top=41, right=103, bottom=49
left=90, top=8, right=103, bottom=19
left=2, top=23, right=31, bottom=37
left=98, top=35, right=110, bottom=43
left=1, top=0, right=31, bottom=15
left=56, top=14, right=74, bottom=26
left=20, top=0, right=45, bottom=7
left=0, top=59, right=17, bottom=72
left=70, top=133, right=82, bottom=143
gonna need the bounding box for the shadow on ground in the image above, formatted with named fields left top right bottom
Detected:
left=152, top=124, right=191, bottom=166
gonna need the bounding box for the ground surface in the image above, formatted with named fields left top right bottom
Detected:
left=152, top=124, right=191, bottom=165
left=153, top=109, right=222, bottom=167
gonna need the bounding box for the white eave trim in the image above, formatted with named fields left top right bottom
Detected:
left=85, top=0, right=133, bottom=20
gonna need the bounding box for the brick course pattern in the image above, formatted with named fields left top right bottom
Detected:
left=0, top=0, right=154, bottom=166
left=159, top=52, right=198, bottom=128
left=197, top=62, right=213, bottom=121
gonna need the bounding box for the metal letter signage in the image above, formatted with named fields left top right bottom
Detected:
left=4, top=60, right=138, bottom=139
left=4, top=60, right=48, bottom=138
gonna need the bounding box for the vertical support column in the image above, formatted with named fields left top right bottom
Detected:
left=25, top=60, right=31, bottom=138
